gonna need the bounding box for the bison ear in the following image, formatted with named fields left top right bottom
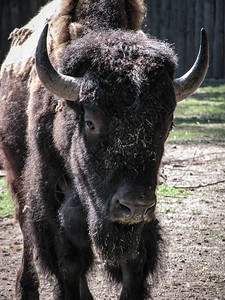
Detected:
left=173, top=29, right=209, bottom=102
left=35, top=23, right=83, bottom=101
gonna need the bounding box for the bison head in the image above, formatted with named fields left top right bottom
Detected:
left=36, top=24, right=208, bottom=260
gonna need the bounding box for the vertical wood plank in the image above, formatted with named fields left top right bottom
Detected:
left=176, top=0, right=187, bottom=76
left=213, top=0, right=224, bottom=78
left=168, top=0, right=178, bottom=44
left=204, top=0, right=214, bottom=77
left=186, top=0, right=196, bottom=72
left=160, top=0, right=171, bottom=40
left=224, top=0, right=225, bottom=78
left=0, top=0, right=11, bottom=63
left=194, top=0, right=204, bottom=56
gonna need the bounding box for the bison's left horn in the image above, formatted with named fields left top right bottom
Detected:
left=173, top=29, right=209, bottom=102
left=35, top=23, right=82, bottom=101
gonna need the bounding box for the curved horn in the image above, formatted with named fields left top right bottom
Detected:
left=35, top=23, right=82, bottom=101
left=173, top=29, right=209, bottom=102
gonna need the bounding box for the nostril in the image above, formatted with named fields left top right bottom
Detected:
left=111, top=192, right=156, bottom=223
left=145, top=202, right=156, bottom=215
left=115, top=199, right=132, bottom=216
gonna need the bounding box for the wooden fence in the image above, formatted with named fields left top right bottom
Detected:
left=0, top=0, right=48, bottom=65
left=0, top=0, right=224, bottom=78
left=144, top=0, right=225, bottom=78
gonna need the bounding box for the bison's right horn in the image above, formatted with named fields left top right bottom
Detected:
left=173, top=29, right=209, bottom=102
left=35, top=23, right=82, bottom=101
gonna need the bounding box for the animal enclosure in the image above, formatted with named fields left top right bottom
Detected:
left=0, top=0, right=224, bottom=78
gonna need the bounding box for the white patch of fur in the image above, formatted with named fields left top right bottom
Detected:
left=0, top=0, right=61, bottom=77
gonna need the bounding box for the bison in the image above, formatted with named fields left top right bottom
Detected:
left=0, top=0, right=208, bottom=299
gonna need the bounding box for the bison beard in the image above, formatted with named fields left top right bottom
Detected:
left=91, top=217, right=163, bottom=298
left=90, top=217, right=163, bottom=264
left=91, top=219, right=143, bottom=262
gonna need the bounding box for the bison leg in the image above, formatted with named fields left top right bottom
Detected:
left=80, top=276, right=94, bottom=300
left=53, top=235, right=93, bottom=300
left=15, top=205, right=39, bottom=300
left=53, top=194, right=94, bottom=299
left=119, top=256, right=148, bottom=300
left=15, top=240, right=39, bottom=300
left=106, top=219, right=162, bottom=300
left=119, top=219, right=163, bottom=299
left=0, top=112, right=38, bottom=298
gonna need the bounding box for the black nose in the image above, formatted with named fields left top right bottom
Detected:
left=110, top=189, right=156, bottom=223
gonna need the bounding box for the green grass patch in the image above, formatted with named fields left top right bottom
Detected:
left=157, top=185, right=190, bottom=198
left=207, top=229, right=225, bottom=241
left=0, top=178, right=14, bottom=218
left=156, top=185, right=191, bottom=213
left=192, top=209, right=201, bottom=215
left=168, top=124, right=224, bottom=144
left=168, top=84, right=225, bottom=145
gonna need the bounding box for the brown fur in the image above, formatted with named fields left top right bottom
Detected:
left=4, top=0, right=145, bottom=76
left=50, top=0, right=145, bottom=54
left=0, top=0, right=147, bottom=243
left=1, top=1, right=175, bottom=299
left=124, top=0, right=145, bottom=30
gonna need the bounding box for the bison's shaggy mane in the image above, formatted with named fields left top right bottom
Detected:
left=59, top=29, right=177, bottom=118
left=76, top=0, right=145, bottom=31
left=60, top=30, right=177, bottom=80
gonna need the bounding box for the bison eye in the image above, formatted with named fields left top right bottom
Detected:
left=85, top=120, right=95, bottom=131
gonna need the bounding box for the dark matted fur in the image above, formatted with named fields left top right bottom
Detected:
left=0, top=1, right=178, bottom=299
left=76, top=0, right=145, bottom=31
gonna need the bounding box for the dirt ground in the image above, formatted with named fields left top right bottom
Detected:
left=0, top=143, right=224, bottom=300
